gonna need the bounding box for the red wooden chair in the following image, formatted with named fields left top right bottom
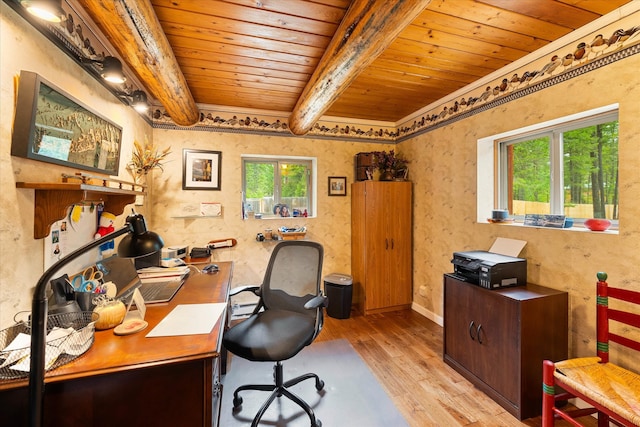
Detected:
left=542, top=272, right=640, bottom=427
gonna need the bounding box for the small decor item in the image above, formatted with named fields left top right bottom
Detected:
left=93, top=297, right=126, bottom=330
left=523, top=214, right=566, bottom=228
left=129, top=137, right=171, bottom=182
left=328, top=176, right=347, bottom=196
left=380, top=170, right=394, bottom=181
left=374, top=150, right=408, bottom=181
left=95, top=211, right=116, bottom=254
left=183, top=149, right=222, bottom=190
left=488, top=209, right=514, bottom=223
left=584, top=218, right=611, bottom=231
left=355, top=152, right=375, bottom=181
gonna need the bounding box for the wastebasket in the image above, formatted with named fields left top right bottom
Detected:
left=324, top=273, right=353, bottom=319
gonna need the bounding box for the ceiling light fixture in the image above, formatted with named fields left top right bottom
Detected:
left=20, top=0, right=66, bottom=23
left=100, top=56, right=127, bottom=84
left=131, top=90, right=149, bottom=113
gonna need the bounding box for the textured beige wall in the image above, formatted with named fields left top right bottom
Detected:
left=0, top=4, right=152, bottom=326
left=149, top=128, right=390, bottom=289
left=401, top=51, right=640, bottom=362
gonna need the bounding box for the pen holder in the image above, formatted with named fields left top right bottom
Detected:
left=75, top=292, right=97, bottom=312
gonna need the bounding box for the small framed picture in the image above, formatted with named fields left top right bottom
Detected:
left=183, top=149, right=222, bottom=190
left=328, top=176, right=347, bottom=196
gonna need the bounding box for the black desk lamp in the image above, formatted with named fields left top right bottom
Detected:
left=28, top=211, right=163, bottom=427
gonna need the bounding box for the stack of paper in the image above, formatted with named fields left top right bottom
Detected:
left=137, top=266, right=190, bottom=282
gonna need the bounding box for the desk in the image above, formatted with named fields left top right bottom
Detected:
left=0, top=261, right=232, bottom=427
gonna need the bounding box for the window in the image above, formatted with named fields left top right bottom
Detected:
left=242, top=156, right=316, bottom=218
left=497, top=110, right=619, bottom=222
left=477, top=104, right=620, bottom=224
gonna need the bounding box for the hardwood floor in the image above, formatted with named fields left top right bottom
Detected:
left=315, top=308, right=597, bottom=427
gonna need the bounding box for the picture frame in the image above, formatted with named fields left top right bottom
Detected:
left=182, top=149, right=222, bottom=190
left=328, top=176, right=347, bottom=196
left=11, top=71, right=123, bottom=175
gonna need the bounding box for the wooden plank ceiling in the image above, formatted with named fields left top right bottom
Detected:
left=141, top=0, right=631, bottom=126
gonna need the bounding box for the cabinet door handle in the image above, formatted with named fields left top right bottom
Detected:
left=385, top=239, right=389, bottom=249
left=391, top=238, right=394, bottom=249
left=468, top=321, right=476, bottom=340
left=476, top=324, right=484, bottom=344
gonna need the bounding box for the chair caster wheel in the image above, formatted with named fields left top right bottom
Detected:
left=316, top=379, right=324, bottom=391
left=233, top=396, right=243, bottom=408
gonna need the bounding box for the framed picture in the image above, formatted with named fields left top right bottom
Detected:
left=11, top=71, right=123, bottom=175
left=182, top=149, right=222, bottom=190
left=328, top=176, right=347, bottom=196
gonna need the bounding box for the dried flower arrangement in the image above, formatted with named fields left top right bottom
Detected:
left=374, top=150, right=408, bottom=172
left=130, top=137, right=171, bottom=174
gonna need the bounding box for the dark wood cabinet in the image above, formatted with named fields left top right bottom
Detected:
left=443, top=274, right=568, bottom=420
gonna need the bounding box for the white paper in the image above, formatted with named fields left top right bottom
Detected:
left=200, top=202, right=221, bottom=217
left=489, top=237, right=527, bottom=257
left=146, top=303, right=226, bottom=338
left=1, top=333, right=31, bottom=367
left=2, top=327, right=76, bottom=372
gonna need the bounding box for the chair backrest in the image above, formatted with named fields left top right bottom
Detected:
left=261, top=240, right=324, bottom=317
left=596, top=272, right=640, bottom=363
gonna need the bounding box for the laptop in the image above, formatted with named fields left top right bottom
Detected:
left=95, top=255, right=187, bottom=304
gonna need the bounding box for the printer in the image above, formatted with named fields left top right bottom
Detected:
left=451, top=250, right=526, bottom=289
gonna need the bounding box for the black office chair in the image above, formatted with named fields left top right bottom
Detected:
left=223, top=240, right=327, bottom=427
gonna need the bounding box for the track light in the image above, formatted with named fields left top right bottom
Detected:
left=80, top=55, right=127, bottom=85
left=114, top=89, right=150, bottom=114
left=20, top=0, right=65, bottom=23
left=131, top=90, right=149, bottom=113
left=100, top=56, right=127, bottom=84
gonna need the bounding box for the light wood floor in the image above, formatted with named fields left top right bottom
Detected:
left=315, top=308, right=597, bottom=427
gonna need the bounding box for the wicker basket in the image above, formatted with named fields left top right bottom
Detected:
left=0, top=311, right=98, bottom=380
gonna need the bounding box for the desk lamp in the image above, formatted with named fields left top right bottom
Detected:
left=28, top=211, right=163, bottom=427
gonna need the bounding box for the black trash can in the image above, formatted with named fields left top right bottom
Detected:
left=324, top=273, right=353, bottom=319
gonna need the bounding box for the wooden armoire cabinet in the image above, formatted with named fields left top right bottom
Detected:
left=351, top=181, right=412, bottom=315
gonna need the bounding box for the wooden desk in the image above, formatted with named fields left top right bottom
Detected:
left=0, top=261, right=233, bottom=427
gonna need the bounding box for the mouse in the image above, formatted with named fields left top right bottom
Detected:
left=202, top=263, right=219, bottom=273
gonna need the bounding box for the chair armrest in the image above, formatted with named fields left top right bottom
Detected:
left=304, top=294, right=328, bottom=310
left=229, top=285, right=261, bottom=297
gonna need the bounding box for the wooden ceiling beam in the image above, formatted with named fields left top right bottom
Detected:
left=77, top=0, right=199, bottom=126
left=288, top=0, right=432, bottom=135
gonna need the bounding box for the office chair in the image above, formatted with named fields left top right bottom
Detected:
left=223, top=240, right=327, bottom=427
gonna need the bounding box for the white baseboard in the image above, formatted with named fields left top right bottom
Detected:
left=411, top=302, right=443, bottom=326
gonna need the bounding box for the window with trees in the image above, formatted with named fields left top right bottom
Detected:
left=497, top=111, right=619, bottom=223
left=242, top=156, right=315, bottom=218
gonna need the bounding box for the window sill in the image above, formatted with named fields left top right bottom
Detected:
left=246, top=216, right=315, bottom=220
left=481, top=220, right=619, bottom=235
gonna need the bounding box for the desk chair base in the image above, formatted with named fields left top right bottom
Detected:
left=232, top=360, right=324, bottom=427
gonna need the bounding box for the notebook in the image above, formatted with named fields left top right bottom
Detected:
left=95, top=255, right=187, bottom=304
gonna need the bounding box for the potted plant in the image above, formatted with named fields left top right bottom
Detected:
left=374, top=150, right=409, bottom=181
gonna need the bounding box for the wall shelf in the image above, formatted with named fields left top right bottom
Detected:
left=16, top=182, right=145, bottom=239
left=172, top=215, right=222, bottom=219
